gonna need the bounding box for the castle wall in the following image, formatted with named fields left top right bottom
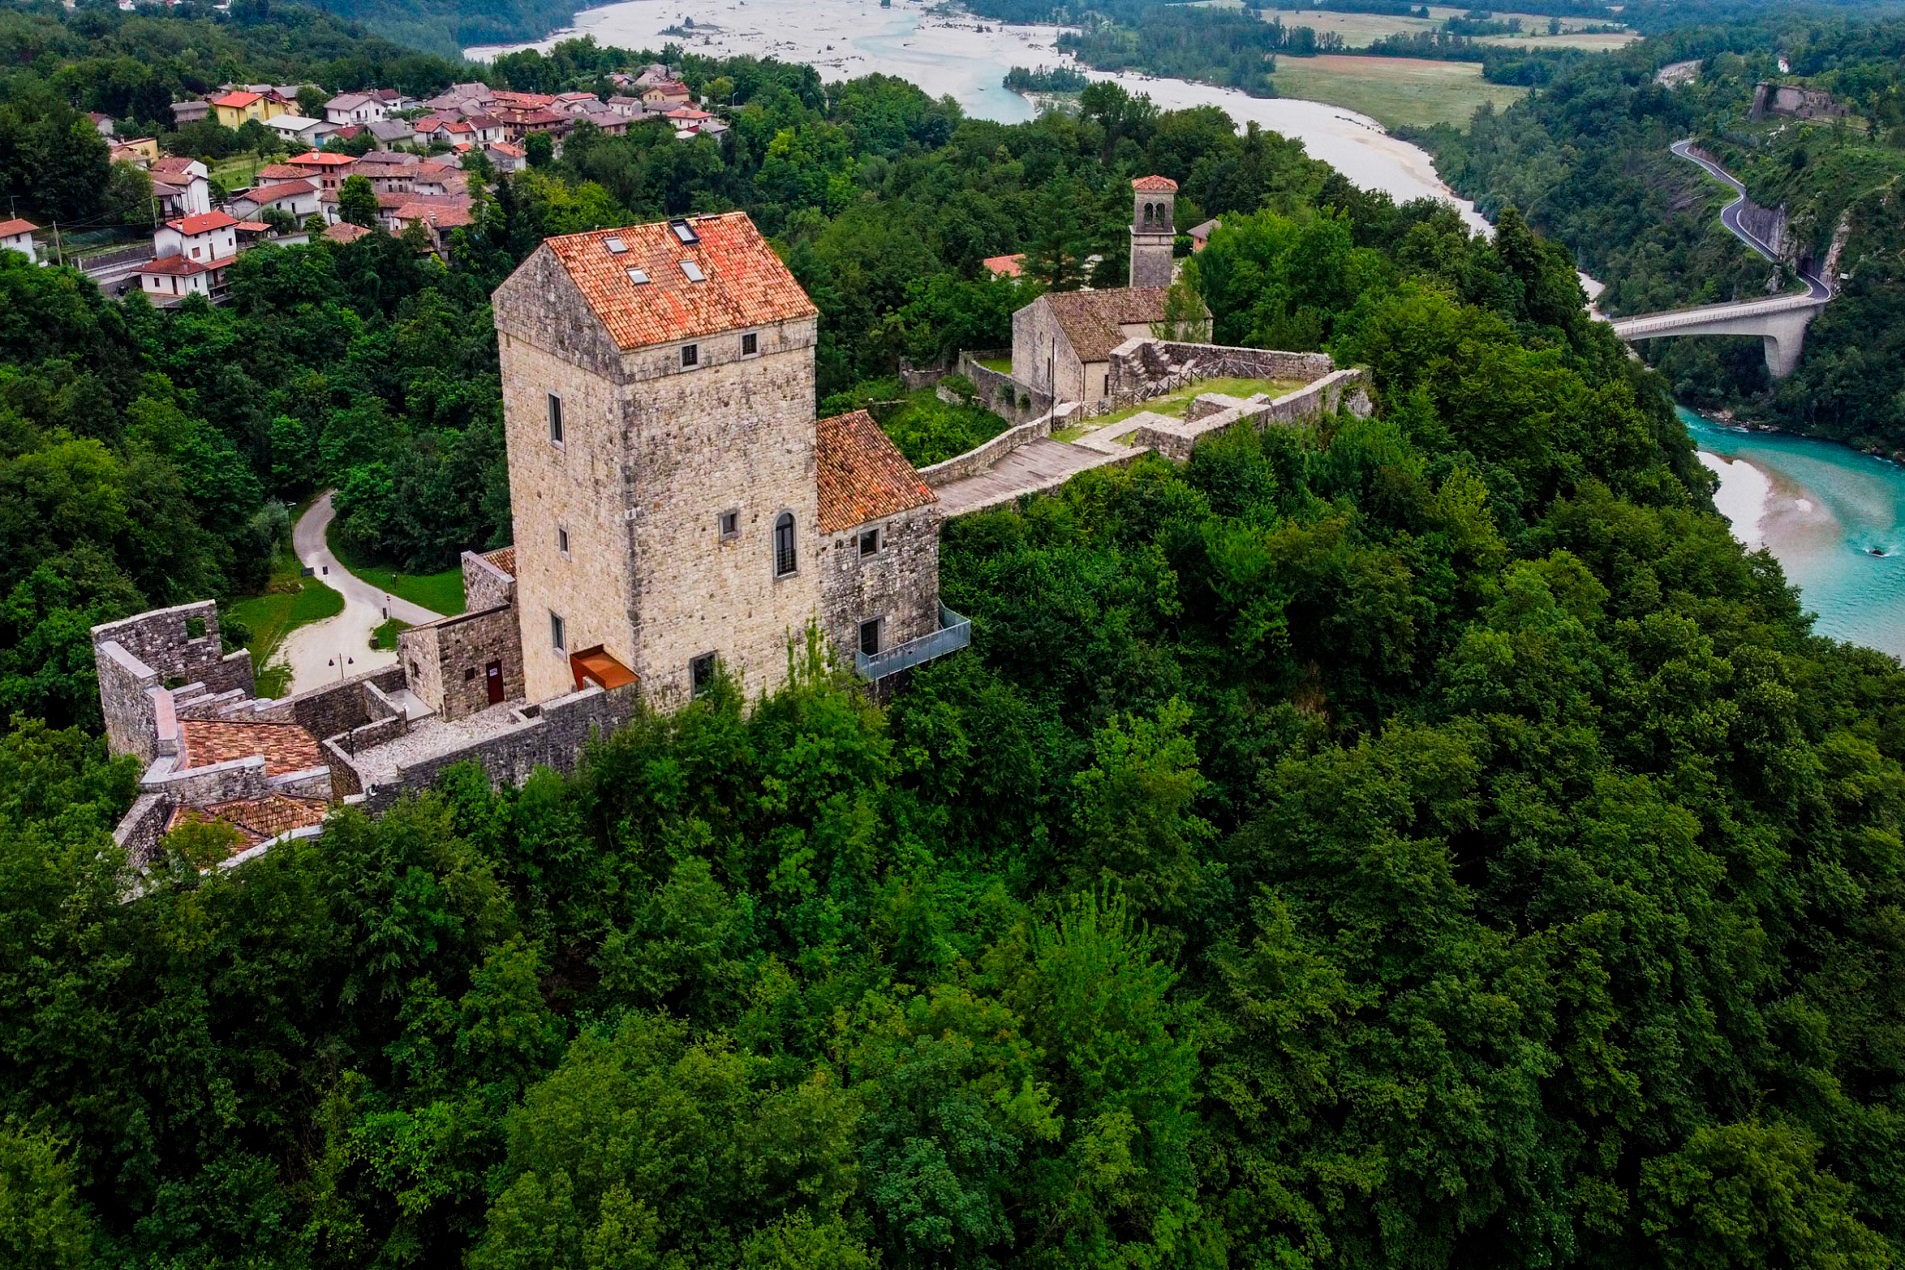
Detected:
left=91, top=601, right=254, bottom=762
left=957, top=351, right=1052, bottom=426
left=818, top=504, right=942, bottom=663
left=463, top=550, right=515, bottom=612
left=399, top=604, right=524, bottom=720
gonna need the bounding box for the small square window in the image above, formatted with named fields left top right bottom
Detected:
left=691, top=652, right=717, bottom=696
left=858, top=528, right=880, bottom=557
left=465, top=667, right=477, bottom=681
left=859, top=618, right=882, bottom=657
left=547, top=392, right=564, bottom=444
left=718, top=509, right=739, bottom=541
left=550, top=611, right=566, bottom=651
left=741, top=332, right=758, bottom=355
left=557, top=526, right=570, bottom=555
left=681, top=343, right=698, bottom=368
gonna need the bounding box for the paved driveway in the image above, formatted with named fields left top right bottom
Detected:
left=277, top=492, right=445, bottom=695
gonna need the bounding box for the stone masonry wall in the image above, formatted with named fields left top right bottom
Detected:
left=1011, top=298, right=1087, bottom=403
left=463, top=550, right=515, bottom=613
left=244, top=666, right=405, bottom=744
left=114, top=792, right=173, bottom=867
left=818, top=503, right=942, bottom=664
left=1107, top=340, right=1334, bottom=400
left=401, top=605, right=525, bottom=720
left=359, top=683, right=640, bottom=814
left=1135, top=368, right=1371, bottom=461
left=620, top=316, right=822, bottom=707
left=92, top=601, right=254, bottom=762
left=957, top=351, right=1052, bottom=426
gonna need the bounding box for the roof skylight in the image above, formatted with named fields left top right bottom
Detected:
left=679, top=260, right=706, bottom=282
left=669, top=218, right=700, bottom=245
left=604, top=236, right=627, bottom=254
left=626, top=267, right=650, bottom=285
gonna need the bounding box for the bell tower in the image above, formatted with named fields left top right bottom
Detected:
left=1129, top=175, right=1178, bottom=288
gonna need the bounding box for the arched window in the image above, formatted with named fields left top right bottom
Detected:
left=773, top=512, right=797, bottom=577
left=1141, top=202, right=1153, bottom=224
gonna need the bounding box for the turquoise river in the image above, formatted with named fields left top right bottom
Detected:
left=1681, top=407, right=1905, bottom=658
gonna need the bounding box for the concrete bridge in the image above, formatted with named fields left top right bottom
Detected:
left=1603, top=140, right=1832, bottom=379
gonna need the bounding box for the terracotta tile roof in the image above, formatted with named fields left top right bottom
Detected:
left=256, top=163, right=310, bottom=182
left=484, top=546, right=516, bottom=577
left=982, top=253, right=1024, bottom=277
left=138, top=255, right=219, bottom=277
left=211, top=91, right=261, bottom=108
left=541, top=212, right=816, bottom=351
left=396, top=201, right=475, bottom=229
left=491, top=89, right=558, bottom=109
left=243, top=181, right=319, bottom=205
left=290, top=151, right=356, bottom=167
left=1042, top=287, right=1182, bottom=363
left=322, top=222, right=372, bottom=243
left=167, top=793, right=329, bottom=848
left=1131, top=174, right=1178, bottom=192
left=169, top=210, right=240, bottom=235
left=151, top=156, right=200, bottom=176
left=233, top=220, right=271, bottom=233
left=178, top=720, right=323, bottom=775
left=815, top=410, right=936, bottom=533
left=0, top=218, right=37, bottom=237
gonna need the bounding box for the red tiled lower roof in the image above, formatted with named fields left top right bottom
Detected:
left=178, top=720, right=323, bottom=775
left=816, top=409, right=936, bottom=533
left=167, top=793, right=329, bottom=849
left=483, top=546, right=516, bottom=578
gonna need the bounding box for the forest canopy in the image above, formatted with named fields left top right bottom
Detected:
left=2, top=7, right=1904, bottom=1270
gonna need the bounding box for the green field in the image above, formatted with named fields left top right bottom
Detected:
left=226, top=549, right=345, bottom=698
left=1062, top=376, right=1313, bottom=436
left=1240, top=4, right=1635, bottom=50
left=1269, top=54, right=1529, bottom=130
left=328, top=532, right=467, bottom=616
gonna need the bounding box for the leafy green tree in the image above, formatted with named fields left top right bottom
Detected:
left=338, top=172, right=380, bottom=228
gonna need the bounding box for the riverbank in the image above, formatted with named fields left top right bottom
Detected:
left=1683, top=407, right=1905, bottom=657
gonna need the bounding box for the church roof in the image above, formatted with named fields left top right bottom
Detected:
left=816, top=410, right=936, bottom=533
left=542, top=212, right=817, bottom=350
left=1131, top=174, right=1178, bottom=192
left=1041, top=287, right=1178, bottom=363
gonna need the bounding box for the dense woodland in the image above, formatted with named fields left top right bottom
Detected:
left=1425, top=9, right=1905, bottom=453
left=5, top=5, right=1905, bottom=1270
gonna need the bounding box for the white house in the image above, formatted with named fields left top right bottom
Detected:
left=323, top=93, right=389, bottom=126
left=154, top=210, right=240, bottom=264
left=135, top=254, right=232, bottom=304
left=227, top=180, right=322, bottom=222
left=0, top=218, right=40, bottom=264
left=265, top=114, right=336, bottom=148
left=149, top=157, right=212, bottom=219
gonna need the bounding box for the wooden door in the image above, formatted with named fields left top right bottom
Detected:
left=486, top=660, right=504, bottom=704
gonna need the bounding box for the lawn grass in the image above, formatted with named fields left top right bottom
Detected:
left=210, top=153, right=280, bottom=190
left=975, top=357, right=1013, bottom=373
left=226, top=547, right=344, bottom=698
left=1267, top=55, right=1529, bottom=131
left=372, top=618, right=412, bottom=650
left=329, top=534, right=468, bottom=616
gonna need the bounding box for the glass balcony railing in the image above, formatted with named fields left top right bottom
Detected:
left=855, top=603, right=971, bottom=681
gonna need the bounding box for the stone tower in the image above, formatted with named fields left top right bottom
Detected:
left=1130, top=174, right=1178, bottom=289
left=492, top=213, right=824, bottom=705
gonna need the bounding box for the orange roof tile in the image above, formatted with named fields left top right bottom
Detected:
left=1131, top=174, right=1178, bottom=192
left=167, top=793, right=329, bottom=848
left=816, top=410, right=936, bottom=533
left=322, top=222, right=372, bottom=243
left=484, top=546, right=517, bottom=577
left=540, top=212, right=817, bottom=351
left=168, top=210, right=240, bottom=235
left=982, top=253, right=1024, bottom=277
left=289, top=150, right=356, bottom=167
left=211, top=91, right=262, bottom=108
left=178, top=721, right=323, bottom=775
left=0, top=218, right=37, bottom=237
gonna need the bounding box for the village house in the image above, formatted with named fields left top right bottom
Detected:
left=642, top=80, right=693, bottom=110
left=287, top=150, right=357, bottom=193
left=983, top=253, right=1026, bottom=279
left=485, top=140, right=528, bottom=173
left=170, top=99, right=211, bottom=127
left=149, top=157, right=212, bottom=219
left=1009, top=176, right=1209, bottom=407
left=109, top=137, right=161, bottom=165
left=88, top=111, right=114, bottom=136
left=366, top=118, right=417, bottom=149
left=0, top=218, right=39, bottom=264
left=265, top=114, right=336, bottom=149
left=1187, top=217, right=1221, bottom=252
left=94, top=209, right=966, bottom=869
left=228, top=180, right=323, bottom=223
left=323, top=92, right=390, bottom=125
left=154, top=210, right=240, bottom=264
left=321, top=221, right=372, bottom=245
left=210, top=90, right=286, bottom=128
left=134, top=254, right=233, bottom=304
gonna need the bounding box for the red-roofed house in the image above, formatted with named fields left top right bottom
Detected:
left=982, top=253, right=1024, bottom=279
left=155, top=210, right=240, bottom=264
left=0, top=217, right=39, bottom=264
left=490, top=211, right=963, bottom=703
left=287, top=150, right=358, bottom=193
left=211, top=90, right=287, bottom=128
left=135, top=252, right=233, bottom=303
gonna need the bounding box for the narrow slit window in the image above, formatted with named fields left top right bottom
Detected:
left=773, top=513, right=797, bottom=577
left=547, top=392, right=563, bottom=444
left=550, top=611, right=566, bottom=651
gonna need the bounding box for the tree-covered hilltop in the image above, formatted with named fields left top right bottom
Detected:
left=6, top=10, right=1905, bottom=1270
left=1422, top=11, right=1905, bottom=453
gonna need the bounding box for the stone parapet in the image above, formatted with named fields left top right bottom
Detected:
left=958, top=351, right=1051, bottom=425
left=918, top=411, right=1056, bottom=489
left=114, top=793, right=175, bottom=867
left=1134, top=368, right=1373, bottom=461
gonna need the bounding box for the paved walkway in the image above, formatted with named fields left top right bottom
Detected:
left=932, top=437, right=1142, bottom=517
left=277, top=492, right=445, bottom=695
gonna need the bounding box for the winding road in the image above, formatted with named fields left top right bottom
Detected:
left=276, top=492, right=444, bottom=695
left=1669, top=139, right=1833, bottom=300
